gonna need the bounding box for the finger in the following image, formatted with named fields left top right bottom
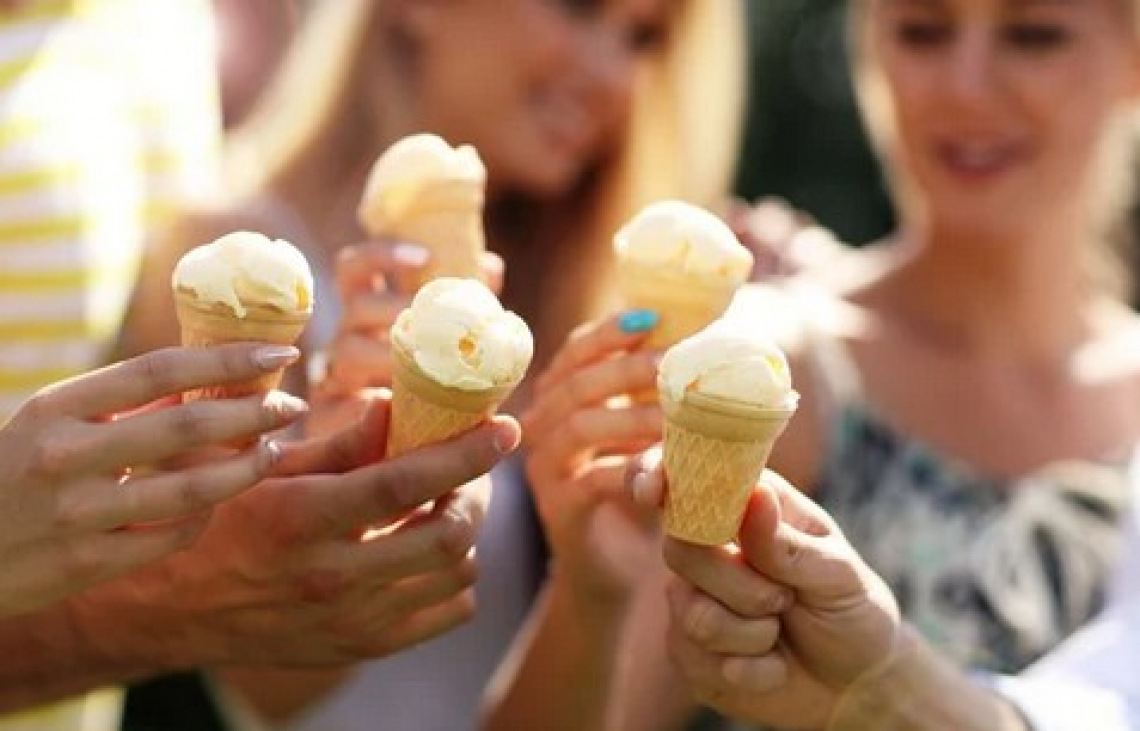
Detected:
left=522, top=351, right=658, bottom=436
left=65, top=441, right=280, bottom=531
left=480, top=251, right=505, bottom=294
left=340, top=291, right=406, bottom=333
left=336, top=240, right=429, bottom=298
left=51, top=513, right=211, bottom=590
left=537, top=312, right=658, bottom=394
left=73, top=391, right=306, bottom=474
left=627, top=445, right=665, bottom=508
left=663, top=541, right=792, bottom=619
left=720, top=653, right=790, bottom=694
left=315, top=504, right=482, bottom=588
left=34, top=344, right=301, bottom=419
left=765, top=470, right=836, bottom=537
left=298, top=416, right=519, bottom=535
left=525, top=406, right=662, bottom=478
left=364, top=589, right=477, bottom=658
left=274, top=393, right=391, bottom=476
left=669, top=579, right=780, bottom=655
left=737, top=475, right=855, bottom=596
left=326, top=333, right=395, bottom=392
left=369, top=559, right=479, bottom=622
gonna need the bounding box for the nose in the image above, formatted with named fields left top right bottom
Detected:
left=576, top=25, right=638, bottom=119
left=943, top=25, right=999, bottom=108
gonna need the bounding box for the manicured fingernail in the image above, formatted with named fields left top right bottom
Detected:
left=253, top=345, right=300, bottom=371
left=393, top=242, right=430, bottom=266
left=274, top=393, right=310, bottom=417
left=619, top=309, right=659, bottom=334
left=630, top=470, right=654, bottom=503
left=492, top=419, right=521, bottom=455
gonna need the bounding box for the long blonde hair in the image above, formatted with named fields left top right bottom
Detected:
left=226, top=0, right=747, bottom=364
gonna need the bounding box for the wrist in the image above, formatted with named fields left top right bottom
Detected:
left=827, top=626, right=1028, bottom=731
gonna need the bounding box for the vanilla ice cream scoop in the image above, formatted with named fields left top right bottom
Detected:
left=172, top=231, right=314, bottom=318
left=360, top=133, right=485, bottom=221
left=614, top=200, right=753, bottom=285
left=659, top=322, right=798, bottom=410
left=392, top=278, right=533, bottom=390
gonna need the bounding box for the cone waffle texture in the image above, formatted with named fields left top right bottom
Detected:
left=617, top=262, right=739, bottom=350
left=661, top=388, right=794, bottom=545
left=359, top=179, right=485, bottom=284
left=175, top=289, right=309, bottom=401
left=386, top=340, right=517, bottom=458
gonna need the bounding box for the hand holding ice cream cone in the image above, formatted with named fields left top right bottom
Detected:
left=358, top=133, right=487, bottom=286
left=614, top=200, right=754, bottom=350
left=172, top=231, right=314, bottom=402
left=387, top=277, right=533, bottom=458
left=657, top=322, right=798, bottom=545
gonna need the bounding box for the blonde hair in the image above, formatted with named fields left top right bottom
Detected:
left=227, top=0, right=747, bottom=363
left=846, top=0, right=1138, bottom=300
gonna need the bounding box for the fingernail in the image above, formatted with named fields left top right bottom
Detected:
left=619, top=309, right=659, bottom=334
left=630, top=470, right=653, bottom=503
left=266, top=392, right=310, bottom=420
left=492, top=419, right=520, bottom=455
left=253, top=345, right=300, bottom=371
left=393, top=242, right=430, bottom=266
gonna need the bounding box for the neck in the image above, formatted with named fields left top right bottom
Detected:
left=878, top=215, right=1101, bottom=363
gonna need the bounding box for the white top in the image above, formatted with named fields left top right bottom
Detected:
left=995, top=452, right=1140, bottom=730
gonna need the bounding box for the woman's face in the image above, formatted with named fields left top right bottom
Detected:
left=409, top=0, right=671, bottom=197
left=866, top=0, right=1140, bottom=235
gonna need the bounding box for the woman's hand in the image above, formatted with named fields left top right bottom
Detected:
left=522, top=311, right=665, bottom=610
left=0, top=343, right=307, bottom=616
left=632, top=458, right=902, bottom=729
left=309, top=240, right=503, bottom=437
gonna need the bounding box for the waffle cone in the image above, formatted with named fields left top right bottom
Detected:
left=175, top=289, right=310, bottom=402
left=660, top=387, right=794, bottom=545
left=358, top=179, right=485, bottom=284
left=617, top=262, right=739, bottom=350
left=386, top=341, right=517, bottom=458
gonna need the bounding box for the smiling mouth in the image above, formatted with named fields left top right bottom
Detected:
left=934, top=140, right=1027, bottom=181
left=534, top=91, right=594, bottom=156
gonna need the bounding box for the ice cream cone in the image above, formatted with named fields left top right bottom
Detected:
left=660, top=388, right=794, bottom=546
left=386, top=339, right=516, bottom=458
left=175, top=289, right=310, bottom=402
left=359, top=177, right=486, bottom=285
left=618, top=261, right=738, bottom=350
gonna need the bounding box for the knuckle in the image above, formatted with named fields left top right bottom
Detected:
left=565, top=411, right=594, bottom=445
left=740, top=587, right=788, bottom=618
left=30, top=427, right=79, bottom=478
left=293, top=568, right=349, bottom=604
left=171, top=402, right=212, bottom=443
left=136, top=349, right=180, bottom=394
left=52, top=491, right=88, bottom=533
left=380, top=464, right=427, bottom=514
left=60, top=541, right=100, bottom=585
left=685, top=599, right=719, bottom=643
left=174, top=471, right=216, bottom=513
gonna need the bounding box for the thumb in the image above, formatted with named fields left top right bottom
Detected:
left=274, top=389, right=391, bottom=476
left=738, top=471, right=853, bottom=598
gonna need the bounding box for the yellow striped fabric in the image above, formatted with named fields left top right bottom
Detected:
left=0, top=0, right=221, bottom=432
